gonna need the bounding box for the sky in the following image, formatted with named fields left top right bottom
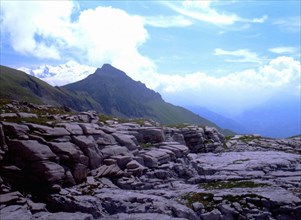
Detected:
left=1, top=0, right=300, bottom=116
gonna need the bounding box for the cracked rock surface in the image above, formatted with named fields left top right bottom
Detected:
left=0, top=101, right=300, bottom=220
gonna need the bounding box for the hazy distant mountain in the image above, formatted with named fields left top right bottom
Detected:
left=236, top=95, right=301, bottom=138
left=186, top=106, right=248, bottom=134
left=1, top=64, right=233, bottom=135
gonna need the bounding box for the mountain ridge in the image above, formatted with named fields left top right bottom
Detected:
left=0, top=64, right=234, bottom=135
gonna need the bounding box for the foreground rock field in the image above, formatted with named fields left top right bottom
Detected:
left=0, top=101, right=300, bottom=220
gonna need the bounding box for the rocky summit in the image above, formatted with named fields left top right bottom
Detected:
left=0, top=100, right=300, bottom=220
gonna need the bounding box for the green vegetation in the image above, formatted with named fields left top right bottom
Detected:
left=182, top=192, right=264, bottom=211
left=225, top=135, right=234, bottom=140
left=232, top=158, right=251, bottom=164
left=182, top=192, right=215, bottom=210
left=238, top=135, right=260, bottom=143
left=199, top=181, right=268, bottom=190
left=140, top=143, right=153, bottom=148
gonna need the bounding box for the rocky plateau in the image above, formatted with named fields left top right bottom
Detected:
left=0, top=100, right=300, bottom=220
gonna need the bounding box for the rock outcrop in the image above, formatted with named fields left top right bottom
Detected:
left=0, top=101, right=300, bottom=220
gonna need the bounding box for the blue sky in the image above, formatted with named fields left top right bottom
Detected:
left=1, top=0, right=300, bottom=115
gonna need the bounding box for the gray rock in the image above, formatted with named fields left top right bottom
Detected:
left=0, top=191, right=23, bottom=204
left=133, top=127, right=165, bottom=143
left=8, top=140, right=57, bottom=161
left=95, top=164, right=124, bottom=178
left=27, top=200, right=47, bottom=212
left=100, top=145, right=131, bottom=158
left=57, top=123, right=83, bottom=135
left=99, top=213, right=187, bottom=220
left=111, top=155, right=132, bottom=169
left=79, top=123, right=104, bottom=135
left=181, top=127, right=206, bottom=152
left=0, top=205, right=32, bottom=220
left=2, top=122, right=30, bottom=139
left=49, top=142, right=88, bottom=166
left=33, top=211, right=94, bottom=220
left=29, top=161, right=65, bottom=183
left=200, top=209, right=222, bottom=220
left=72, top=163, right=88, bottom=183
left=192, top=202, right=204, bottom=212
left=141, top=154, right=158, bottom=168
left=72, top=135, right=103, bottom=169
left=126, top=160, right=147, bottom=176
left=17, top=112, right=38, bottom=118
left=0, top=113, right=18, bottom=118
left=218, top=204, right=238, bottom=219
left=144, top=149, right=171, bottom=164
left=0, top=123, right=8, bottom=151
left=112, top=133, right=138, bottom=151
left=96, top=133, right=117, bottom=145
left=26, top=123, right=70, bottom=136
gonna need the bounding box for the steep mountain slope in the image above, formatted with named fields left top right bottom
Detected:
left=63, top=64, right=231, bottom=132
left=0, top=65, right=102, bottom=111
left=186, top=106, right=248, bottom=134
left=0, top=64, right=233, bottom=134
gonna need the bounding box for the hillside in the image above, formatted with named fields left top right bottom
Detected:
left=63, top=64, right=232, bottom=133
left=0, top=65, right=102, bottom=112
left=1, top=65, right=232, bottom=134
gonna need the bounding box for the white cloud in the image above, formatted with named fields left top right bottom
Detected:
left=274, top=17, right=301, bottom=33
left=19, top=61, right=96, bottom=86
left=163, top=1, right=267, bottom=26
left=0, top=1, right=155, bottom=76
left=0, top=1, right=74, bottom=59
left=213, top=48, right=262, bottom=63
left=144, top=15, right=193, bottom=28
left=269, top=47, right=298, bottom=54
left=152, top=56, right=300, bottom=114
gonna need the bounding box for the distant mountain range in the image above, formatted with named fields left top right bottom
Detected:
left=186, top=106, right=249, bottom=134
left=0, top=64, right=234, bottom=135
left=235, top=95, right=301, bottom=138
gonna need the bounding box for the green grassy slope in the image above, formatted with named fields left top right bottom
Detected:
left=0, top=65, right=102, bottom=111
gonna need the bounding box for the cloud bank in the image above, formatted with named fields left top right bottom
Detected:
left=1, top=1, right=300, bottom=116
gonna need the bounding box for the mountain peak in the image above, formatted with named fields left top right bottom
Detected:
left=95, top=64, right=126, bottom=78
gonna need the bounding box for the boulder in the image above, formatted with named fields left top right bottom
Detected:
left=126, top=160, right=147, bottom=176
left=79, top=123, right=104, bottom=135
left=57, top=123, right=83, bottom=135
left=0, top=191, right=23, bottom=205
left=0, top=123, right=8, bottom=151
left=33, top=211, right=94, bottom=220
left=133, top=127, right=165, bottom=143
left=95, top=164, right=124, bottom=178
left=26, top=123, right=70, bottom=136
left=17, top=112, right=38, bottom=118
left=112, top=133, right=138, bottom=151
left=181, top=127, right=206, bottom=153
left=72, top=135, right=103, bottom=169
left=8, top=140, right=57, bottom=162
left=100, top=145, right=131, bottom=158
left=29, top=161, right=65, bottom=183
left=72, top=163, right=88, bottom=183
left=0, top=205, right=32, bottom=220
left=144, top=149, right=171, bottom=164
left=2, top=122, right=29, bottom=139
left=49, top=142, right=88, bottom=166
left=200, top=209, right=222, bottom=220
left=96, top=133, right=117, bottom=146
